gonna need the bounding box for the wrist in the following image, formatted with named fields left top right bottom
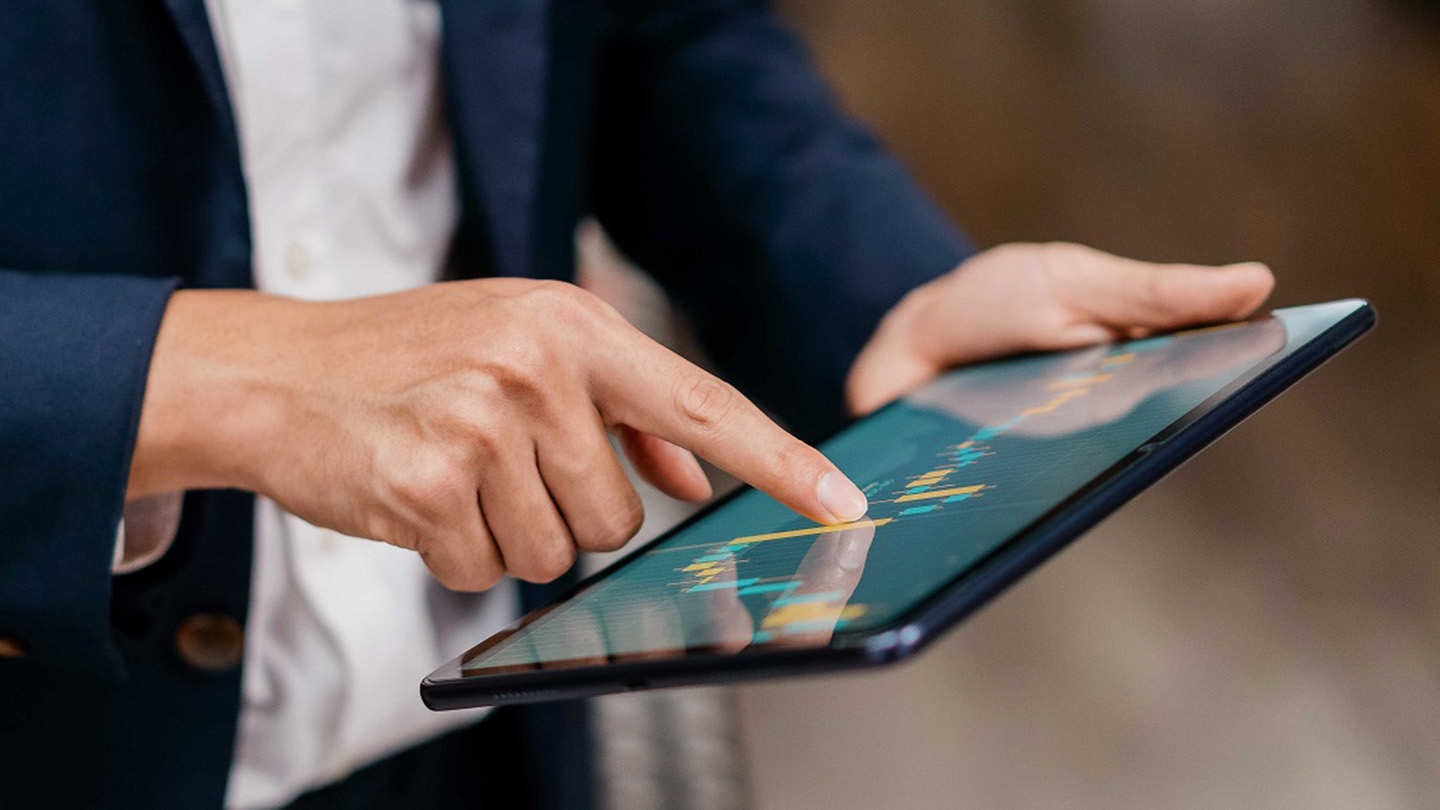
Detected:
left=128, top=290, right=300, bottom=499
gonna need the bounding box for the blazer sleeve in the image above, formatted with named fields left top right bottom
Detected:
left=0, top=269, right=177, bottom=679
left=594, top=0, right=976, bottom=440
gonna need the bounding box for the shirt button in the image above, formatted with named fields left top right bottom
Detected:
left=175, top=613, right=245, bottom=673
left=0, top=637, right=26, bottom=659
left=284, top=241, right=313, bottom=281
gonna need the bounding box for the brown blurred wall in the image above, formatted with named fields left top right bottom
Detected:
left=734, top=1, right=1440, bottom=807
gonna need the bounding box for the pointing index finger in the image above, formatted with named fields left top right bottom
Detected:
left=591, top=329, right=867, bottom=525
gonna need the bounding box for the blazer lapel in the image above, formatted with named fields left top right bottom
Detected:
left=157, top=0, right=242, bottom=159
left=439, top=0, right=550, bottom=279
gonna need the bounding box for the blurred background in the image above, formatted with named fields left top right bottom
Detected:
left=581, top=0, right=1440, bottom=807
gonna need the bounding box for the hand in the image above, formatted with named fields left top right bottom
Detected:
left=129, top=279, right=870, bottom=590
left=846, top=242, right=1276, bottom=415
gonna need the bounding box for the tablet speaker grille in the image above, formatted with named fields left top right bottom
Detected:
left=491, top=688, right=553, bottom=702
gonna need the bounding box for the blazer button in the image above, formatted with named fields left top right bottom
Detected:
left=175, top=614, right=245, bottom=673
left=0, top=637, right=26, bottom=659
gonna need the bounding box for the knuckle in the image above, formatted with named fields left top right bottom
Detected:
left=1036, top=241, right=1095, bottom=280
left=468, top=564, right=505, bottom=592
left=388, top=450, right=464, bottom=518
left=518, top=280, right=629, bottom=340
left=1047, top=240, right=1088, bottom=257
left=463, top=424, right=505, bottom=466
left=522, top=280, right=599, bottom=322
left=445, top=568, right=496, bottom=593
left=421, top=545, right=501, bottom=593
left=1033, top=242, right=1081, bottom=284
left=775, top=442, right=824, bottom=487
left=433, top=566, right=475, bottom=592
left=409, top=380, right=508, bottom=462
left=529, top=278, right=583, bottom=302
left=674, top=375, right=741, bottom=433
left=465, top=344, right=575, bottom=423
left=1038, top=241, right=1089, bottom=265
left=448, top=399, right=511, bottom=462
left=480, top=345, right=550, bottom=398
left=517, top=539, right=576, bottom=584
left=615, top=493, right=646, bottom=544
left=542, top=544, right=578, bottom=582
left=583, top=493, right=644, bottom=552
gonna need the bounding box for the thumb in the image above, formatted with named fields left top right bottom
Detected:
left=1067, top=247, right=1275, bottom=331
left=845, top=337, right=940, bottom=416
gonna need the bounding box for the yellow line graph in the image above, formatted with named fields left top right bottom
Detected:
left=1021, top=388, right=1089, bottom=416
left=728, top=518, right=893, bottom=546
left=1046, top=373, right=1113, bottom=390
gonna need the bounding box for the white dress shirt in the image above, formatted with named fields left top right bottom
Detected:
left=191, top=2, right=514, bottom=806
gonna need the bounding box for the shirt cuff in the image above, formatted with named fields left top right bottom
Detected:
left=112, top=493, right=184, bottom=574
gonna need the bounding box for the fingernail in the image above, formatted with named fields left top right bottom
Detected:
left=837, top=529, right=869, bottom=571
left=817, top=471, right=868, bottom=523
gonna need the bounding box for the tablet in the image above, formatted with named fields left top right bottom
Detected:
left=423, top=298, right=1374, bottom=710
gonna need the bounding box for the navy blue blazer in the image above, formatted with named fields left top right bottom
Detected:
left=0, top=0, right=971, bottom=806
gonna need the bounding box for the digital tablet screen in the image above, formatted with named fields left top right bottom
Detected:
left=459, top=301, right=1358, bottom=675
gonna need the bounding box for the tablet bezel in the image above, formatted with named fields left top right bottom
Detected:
left=422, top=299, right=1375, bottom=710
